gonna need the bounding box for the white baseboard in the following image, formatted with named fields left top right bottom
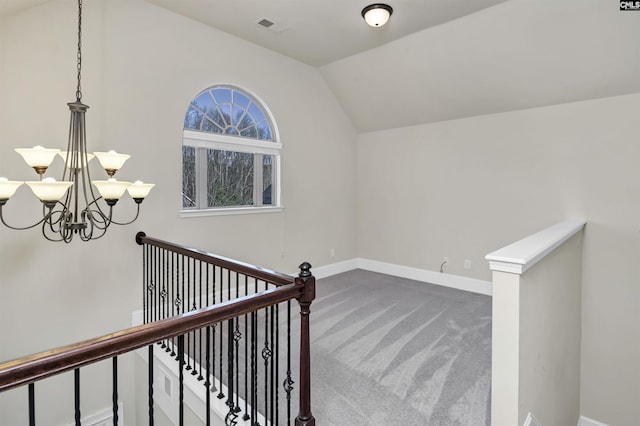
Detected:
left=65, top=403, right=123, bottom=426
left=297, top=258, right=492, bottom=296
left=355, top=258, right=492, bottom=296
left=309, top=258, right=359, bottom=279
left=578, top=416, right=610, bottom=426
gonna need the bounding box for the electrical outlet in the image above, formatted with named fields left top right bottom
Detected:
left=329, top=248, right=335, bottom=258
left=464, top=259, right=471, bottom=269
left=440, top=257, right=449, bottom=273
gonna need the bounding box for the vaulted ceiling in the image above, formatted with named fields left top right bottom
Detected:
left=3, top=0, right=640, bottom=132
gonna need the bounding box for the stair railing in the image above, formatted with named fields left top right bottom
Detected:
left=0, top=233, right=316, bottom=426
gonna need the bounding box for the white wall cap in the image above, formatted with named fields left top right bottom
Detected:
left=485, top=219, right=586, bottom=275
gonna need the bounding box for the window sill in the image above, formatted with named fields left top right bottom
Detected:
left=180, top=206, right=284, bottom=218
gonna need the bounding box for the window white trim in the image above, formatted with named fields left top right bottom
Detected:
left=183, top=130, right=282, bottom=155
left=180, top=206, right=284, bottom=218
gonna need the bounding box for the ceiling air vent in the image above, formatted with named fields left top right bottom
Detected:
left=256, top=18, right=288, bottom=34
left=258, top=18, right=274, bottom=28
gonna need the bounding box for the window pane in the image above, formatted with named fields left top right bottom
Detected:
left=212, top=88, right=231, bottom=104
left=240, top=125, right=258, bottom=138
left=195, top=92, right=215, bottom=113
left=262, top=155, right=274, bottom=205
left=233, top=91, right=251, bottom=109
left=184, top=105, right=203, bottom=130
left=206, top=149, right=254, bottom=207
left=182, top=146, right=196, bottom=208
left=237, top=114, right=255, bottom=132
left=248, top=103, right=265, bottom=126
left=257, top=120, right=272, bottom=141
left=202, top=117, right=223, bottom=134
left=231, top=105, right=244, bottom=126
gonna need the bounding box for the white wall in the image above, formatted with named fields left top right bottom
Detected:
left=0, top=0, right=356, bottom=423
left=490, top=227, right=583, bottom=426
left=357, top=93, right=640, bottom=425
left=518, top=231, right=582, bottom=426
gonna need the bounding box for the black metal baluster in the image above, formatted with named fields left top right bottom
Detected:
left=227, top=268, right=231, bottom=304
left=152, top=245, right=157, bottom=325
left=217, top=267, right=225, bottom=400
left=146, top=245, right=151, bottom=325
left=243, top=275, right=250, bottom=421
left=198, top=260, right=204, bottom=381
left=143, top=243, right=147, bottom=324
left=225, top=318, right=238, bottom=425
left=253, top=279, right=259, bottom=426
left=153, top=246, right=157, bottom=325
left=184, top=255, right=192, bottom=371
left=284, top=300, right=293, bottom=425
left=262, top=303, right=271, bottom=424
left=144, top=244, right=148, bottom=324
left=148, top=344, right=154, bottom=426
left=169, top=250, right=175, bottom=354
left=74, top=368, right=81, bottom=426
left=211, top=265, right=218, bottom=393
left=212, top=322, right=218, bottom=394
left=275, top=302, right=280, bottom=425
left=173, top=252, right=181, bottom=357
left=28, top=383, right=35, bottom=426
left=191, top=258, right=198, bottom=377
left=178, top=335, right=185, bottom=426
left=234, top=272, right=241, bottom=415
left=161, top=248, right=168, bottom=349
left=270, top=304, right=275, bottom=425
left=157, top=247, right=162, bottom=324
left=112, top=356, right=118, bottom=426
left=205, top=325, right=211, bottom=426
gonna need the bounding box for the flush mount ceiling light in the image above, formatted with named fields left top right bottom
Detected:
left=0, top=0, right=154, bottom=242
left=361, top=3, right=393, bottom=27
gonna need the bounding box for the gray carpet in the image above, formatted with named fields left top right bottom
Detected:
left=307, top=270, right=492, bottom=426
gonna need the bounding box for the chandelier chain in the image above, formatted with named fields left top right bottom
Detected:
left=76, top=0, right=82, bottom=102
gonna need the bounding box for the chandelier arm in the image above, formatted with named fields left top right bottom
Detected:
left=83, top=199, right=112, bottom=230
left=42, top=219, right=65, bottom=243
left=0, top=204, right=57, bottom=231
left=79, top=208, right=107, bottom=241
left=108, top=203, right=141, bottom=226
left=79, top=209, right=97, bottom=241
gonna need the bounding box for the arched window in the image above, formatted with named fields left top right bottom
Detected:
left=182, top=85, right=281, bottom=214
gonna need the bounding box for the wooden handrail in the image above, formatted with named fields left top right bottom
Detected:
left=0, top=282, right=303, bottom=393
left=136, top=232, right=295, bottom=286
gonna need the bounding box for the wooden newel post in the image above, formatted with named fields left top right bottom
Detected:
left=295, top=262, right=316, bottom=426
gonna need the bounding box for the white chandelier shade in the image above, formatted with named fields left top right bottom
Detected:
left=26, top=178, right=74, bottom=203
left=58, top=151, right=95, bottom=169
left=0, top=178, right=24, bottom=200
left=94, top=151, right=131, bottom=175
left=15, top=146, right=59, bottom=172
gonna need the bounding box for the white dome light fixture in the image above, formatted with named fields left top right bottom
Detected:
left=361, top=3, right=393, bottom=27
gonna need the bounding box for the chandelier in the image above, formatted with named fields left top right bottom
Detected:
left=0, top=0, right=154, bottom=243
